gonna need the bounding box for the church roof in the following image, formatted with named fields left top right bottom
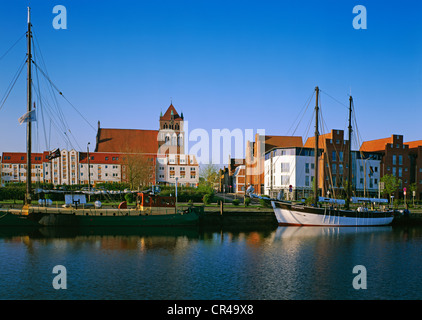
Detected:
left=95, top=128, right=158, bottom=154
left=160, top=104, right=183, bottom=121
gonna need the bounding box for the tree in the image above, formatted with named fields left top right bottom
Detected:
left=119, top=143, right=155, bottom=190
left=380, top=174, right=401, bottom=203
left=122, top=153, right=154, bottom=190
left=199, top=163, right=220, bottom=188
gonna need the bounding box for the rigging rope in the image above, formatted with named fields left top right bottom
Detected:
left=0, top=55, right=27, bottom=112
left=31, top=60, right=96, bottom=132
left=0, top=33, right=26, bottom=62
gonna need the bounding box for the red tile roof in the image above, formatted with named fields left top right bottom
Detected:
left=359, top=137, right=393, bottom=152
left=1, top=152, right=44, bottom=164
left=405, top=140, right=422, bottom=149
left=265, top=135, right=303, bottom=152
left=304, top=132, right=333, bottom=149
left=95, top=128, right=159, bottom=154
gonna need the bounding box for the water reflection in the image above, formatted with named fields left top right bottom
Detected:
left=1, top=225, right=421, bottom=299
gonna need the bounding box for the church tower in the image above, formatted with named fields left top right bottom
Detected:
left=158, top=103, right=185, bottom=154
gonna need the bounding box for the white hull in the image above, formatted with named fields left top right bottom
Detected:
left=271, top=201, right=394, bottom=226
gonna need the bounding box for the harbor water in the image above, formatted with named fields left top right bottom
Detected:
left=0, top=225, right=421, bottom=300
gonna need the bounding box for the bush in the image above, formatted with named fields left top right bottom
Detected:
left=203, top=193, right=213, bottom=205
left=244, top=197, right=251, bottom=207
left=232, top=199, right=240, bottom=206
left=259, top=198, right=271, bottom=208
left=124, top=193, right=134, bottom=204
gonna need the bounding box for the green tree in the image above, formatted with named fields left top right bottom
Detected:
left=199, top=163, right=220, bottom=188
left=380, top=174, right=401, bottom=203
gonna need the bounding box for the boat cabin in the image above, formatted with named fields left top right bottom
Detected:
left=137, top=193, right=175, bottom=211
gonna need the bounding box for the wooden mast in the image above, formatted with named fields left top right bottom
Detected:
left=346, top=95, right=353, bottom=210
left=25, top=7, right=33, bottom=205
left=314, top=86, right=319, bottom=207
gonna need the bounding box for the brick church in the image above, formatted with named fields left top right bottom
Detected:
left=94, top=103, right=198, bottom=187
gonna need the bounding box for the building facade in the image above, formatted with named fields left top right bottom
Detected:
left=361, top=134, right=422, bottom=199
left=245, top=133, right=303, bottom=195
left=263, top=146, right=383, bottom=200
left=1, top=104, right=199, bottom=188
left=1, top=152, right=44, bottom=184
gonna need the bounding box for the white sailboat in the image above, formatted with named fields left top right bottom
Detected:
left=269, top=87, right=394, bottom=226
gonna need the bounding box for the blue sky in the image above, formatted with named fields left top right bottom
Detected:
left=0, top=0, right=421, bottom=163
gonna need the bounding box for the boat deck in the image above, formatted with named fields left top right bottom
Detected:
left=5, top=206, right=179, bottom=217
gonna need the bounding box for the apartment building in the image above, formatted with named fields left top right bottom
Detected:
left=1, top=152, right=44, bottom=184
left=156, top=153, right=199, bottom=187
left=361, top=134, right=422, bottom=199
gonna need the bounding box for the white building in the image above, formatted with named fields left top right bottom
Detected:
left=156, top=154, right=199, bottom=187
left=264, top=147, right=315, bottom=199
left=1, top=152, right=44, bottom=184
left=353, top=152, right=382, bottom=197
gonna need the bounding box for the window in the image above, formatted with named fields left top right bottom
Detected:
left=339, top=151, right=343, bottom=162
left=339, top=164, right=343, bottom=175
left=305, top=176, right=310, bottom=187
left=392, top=155, right=396, bottom=165
left=398, top=167, right=402, bottom=177
left=332, top=151, right=336, bottom=161
left=280, top=175, right=289, bottom=185
left=280, top=163, right=290, bottom=173
left=399, top=155, right=403, bottom=165
left=332, top=164, right=336, bottom=174
left=305, top=163, right=310, bottom=174
left=392, top=167, right=396, bottom=176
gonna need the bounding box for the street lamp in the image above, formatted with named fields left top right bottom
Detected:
left=87, top=142, right=91, bottom=201
left=175, top=176, right=178, bottom=213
